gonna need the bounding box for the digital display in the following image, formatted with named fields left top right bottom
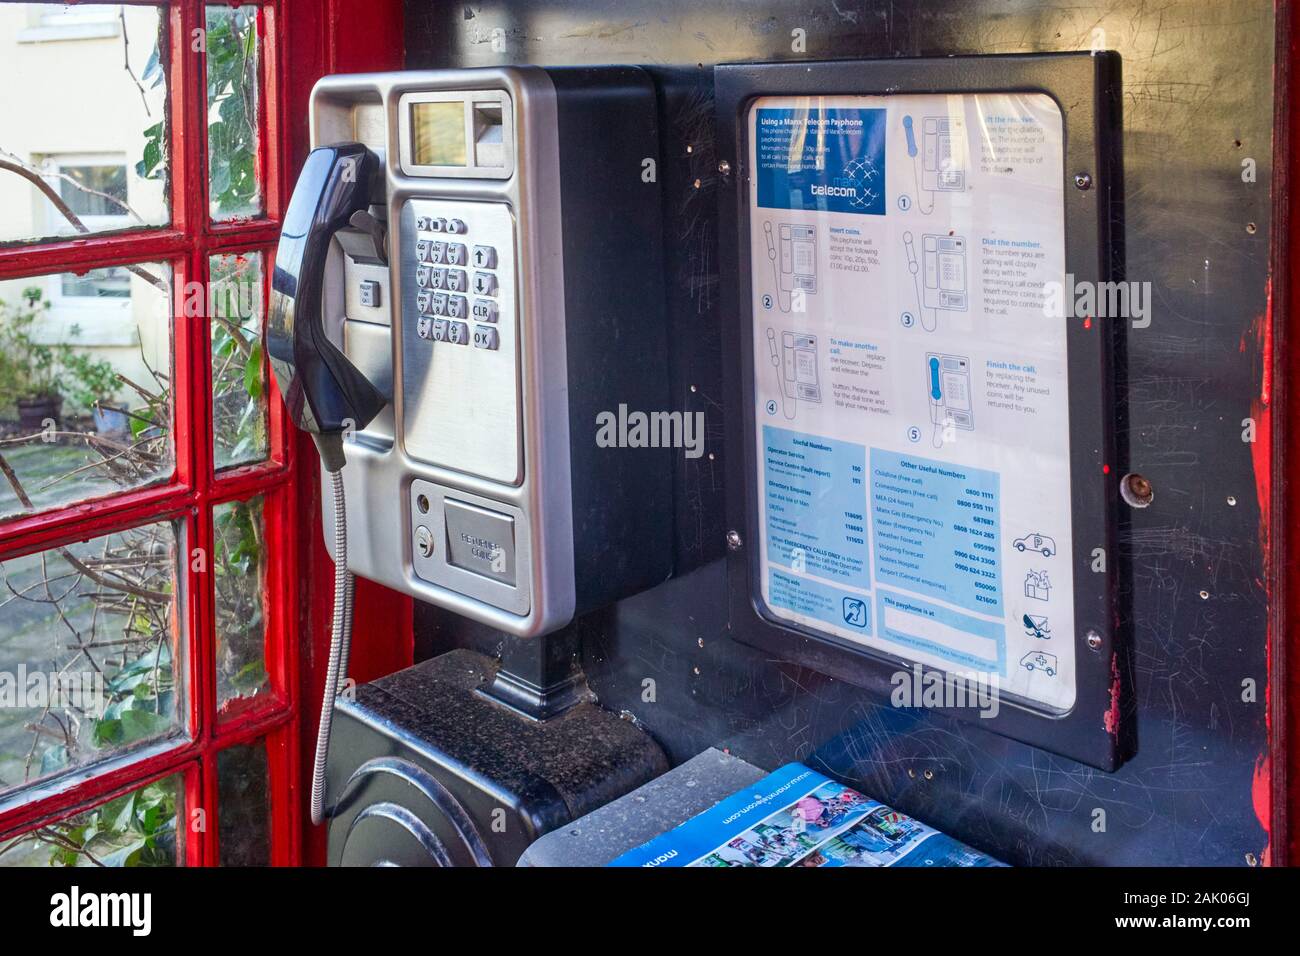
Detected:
left=412, top=102, right=467, bottom=167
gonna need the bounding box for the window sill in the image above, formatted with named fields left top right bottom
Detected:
left=16, top=22, right=121, bottom=44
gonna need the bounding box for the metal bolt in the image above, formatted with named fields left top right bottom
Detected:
left=726, top=529, right=743, bottom=551
left=1086, top=629, right=1103, bottom=651
left=1074, top=173, right=1093, bottom=190
left=415, top=525, right=434, bottom=558
left=718, top=159, right=732, bottom=177
left=1121, top=472, right=1154, bottom=508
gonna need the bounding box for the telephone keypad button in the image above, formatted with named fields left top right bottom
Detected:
left=416, top=240, right=432, bottom=262
left=431, top=318, right=449, bottom=342
left=416, top=316, right=433, bottom=340
left=428, top=241, right=446, bottom=264
left=473, top=325, right=499, bottom=350
left=431, top=292, right=449, bottom=316
left=472, top=272, right=497, bottom=297
left=471, top=245, right=496, bottom=269
left=448, top=219, right=466, bottom=234
left=416, top=291, right=432, bottom=314
left=447, top=269, right=468, bottom=294
left=428, top=268, right=447, bottom=290
left=448, top=321, right=470, bottom=345
left=446, top=243, right=467, bottom=266
left=430, top=218, right=446, bottom=232
left=472, top=298, right=498, bottom=323
left=446, top=295, right=468, bottom=319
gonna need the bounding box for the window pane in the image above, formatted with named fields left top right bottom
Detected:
left=217, top=740, right=268, bottom=865
left=214, top=496, right=268, bottom=712
left=59, top=165, right=128, bottom=217
left=205, top=5, right=262, bottom=221
left=0, top=264, right=174, bottom=522
left=0, top=521, right=186, bottom=799
left=0, top=773, right=181, bottom=867
left=210, top=252, right=268, bottom=469
left=0, top=4, right=169, bottom=244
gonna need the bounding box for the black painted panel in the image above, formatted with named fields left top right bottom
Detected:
left=406, top=0, right=1273, bottom=866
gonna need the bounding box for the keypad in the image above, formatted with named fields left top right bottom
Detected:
left=414, top=213, right=501, bottom=352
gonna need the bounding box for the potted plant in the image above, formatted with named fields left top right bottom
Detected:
left=65, top=349, right=128, bottom=437
left=0, top=287, right=66, bottom=431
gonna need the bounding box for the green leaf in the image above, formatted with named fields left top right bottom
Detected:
left=243, top=343, right=263, bottom=398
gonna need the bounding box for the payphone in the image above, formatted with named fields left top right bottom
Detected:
left=270, top=66, right=674, bottom=847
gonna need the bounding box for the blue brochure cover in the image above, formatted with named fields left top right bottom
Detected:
left=608, top=762, right=1005, bottom=868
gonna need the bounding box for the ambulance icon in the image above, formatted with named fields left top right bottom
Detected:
left=1020, top=651, right=1058, bottom=677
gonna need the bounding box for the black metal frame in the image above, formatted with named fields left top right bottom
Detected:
left=716, top=53, right=1127, bottom=770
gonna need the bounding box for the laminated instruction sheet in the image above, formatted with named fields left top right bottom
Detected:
left=748, top=93, right=1075, bottom=711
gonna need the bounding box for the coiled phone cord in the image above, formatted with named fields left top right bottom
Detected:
left=310, top=467, right=355, bottom=826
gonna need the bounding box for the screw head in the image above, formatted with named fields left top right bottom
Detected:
left=1086, top=629, right=1103, bottom=650
left=726, top=529, right=743, bottom=551
left=718, top=159, right=732, bottom=177
left=1075, top=173, right=1093, bottom=190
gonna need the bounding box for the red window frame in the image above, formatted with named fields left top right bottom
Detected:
left=0, top=0, right=301, bottom=866
left=0, top=0, right=409, bottom=868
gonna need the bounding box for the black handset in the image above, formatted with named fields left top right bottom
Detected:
left=269, top=142, right=386, bottom=472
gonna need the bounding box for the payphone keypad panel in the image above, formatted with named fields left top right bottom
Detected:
left=400, top=198, right=520, bottom=486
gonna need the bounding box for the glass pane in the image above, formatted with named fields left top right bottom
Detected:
left=210, top=252, right=268, bottom=469
left=217, top=741, right=268, bottom=865
left=0, top=773, right=181, bottom=867
left=0, top=4, right=169, bottom=244
left=0, top=264, right=174, bottom=522
left=0, top=521, right=186, bottom=799
left=214, top=496, right=269, bottom=712
left=205, top=5, right=262, bottom=221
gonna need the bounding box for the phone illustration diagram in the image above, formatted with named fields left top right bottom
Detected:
left=902, top=114, right=966, bottom=214
left=766, top=327, right=821, bottom=419
left=904, top=231, right=968, bottom=332
left=764, top=220, right=817, bottom=313
left=926, top=352, right=973, bottom=448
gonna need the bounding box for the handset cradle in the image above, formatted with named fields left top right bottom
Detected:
left=269, top=142, right=386, bottom=472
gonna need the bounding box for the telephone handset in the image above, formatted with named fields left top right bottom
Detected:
left=268, top=142, right=386, bottom=473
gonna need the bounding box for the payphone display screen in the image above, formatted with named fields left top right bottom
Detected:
left=747, top=93, right=1073, bottom=712
left=412, top=101, right=468, bottom=167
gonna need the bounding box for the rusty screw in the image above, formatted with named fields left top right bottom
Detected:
left=1122, top=472, right=1154, bottom=508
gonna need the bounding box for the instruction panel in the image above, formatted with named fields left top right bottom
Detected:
left=748, top=93, right=1075, bottom=711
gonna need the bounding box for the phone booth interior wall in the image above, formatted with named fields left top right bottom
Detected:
left=398, top=0, right=1287, bottom=866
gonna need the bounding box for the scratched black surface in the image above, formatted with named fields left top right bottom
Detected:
left=405, top=0, right=1273, bottom=865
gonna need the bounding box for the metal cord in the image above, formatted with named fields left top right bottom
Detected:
left=310, top=467, right=353, bottom=826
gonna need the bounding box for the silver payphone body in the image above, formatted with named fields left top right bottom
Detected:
left=296, top=67, right=672, bottom=639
